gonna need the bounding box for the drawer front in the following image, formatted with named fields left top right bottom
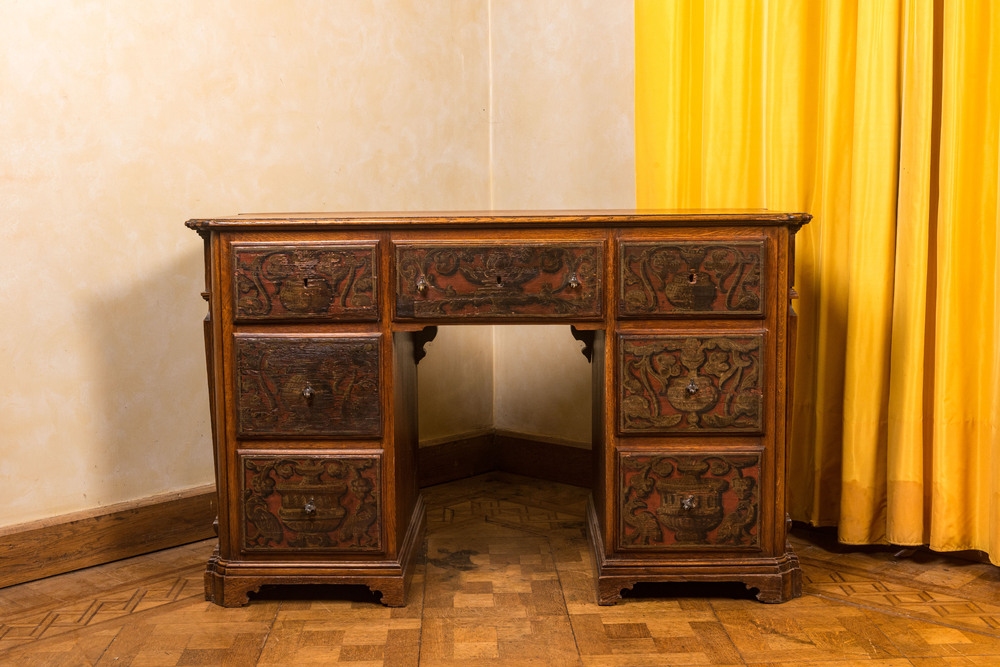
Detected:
left=235, top=335, right=381, bottom=437
left=241, top=452, right=382, bottom=552
left=394, top=242, right=603, bottom=319
left=618, top=333, right=764, bottom=434
left=232, top=243, right=377, bottom=321
left=619, top=241, right=765, bottom=317
left=618, top=450, right=762, bottom=551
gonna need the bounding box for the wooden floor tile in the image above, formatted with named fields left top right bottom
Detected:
left=2, top=472, right=998, bottom=665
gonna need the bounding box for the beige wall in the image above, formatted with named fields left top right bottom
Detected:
left=489, top=0, right=635, bottom=444
left=0, top=0, right=633, bottom=528
left=0, top=1, right=491, bottom=527
left=417, top=326, right=495, bottom=444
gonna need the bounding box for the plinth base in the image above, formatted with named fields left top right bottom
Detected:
left=204, top=494, right=425, bottom=607
left=586, top=496, right=802, bottom=605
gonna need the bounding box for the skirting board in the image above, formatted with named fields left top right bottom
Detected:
left=0, top=484, right=216, bottom=589
left=418, top=430, right=592, bottom=489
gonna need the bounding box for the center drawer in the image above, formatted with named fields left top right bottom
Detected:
left=394, top=242, right=603, bottom=320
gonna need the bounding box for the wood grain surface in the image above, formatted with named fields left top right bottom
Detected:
left=0, top=485, right=216, bottom=589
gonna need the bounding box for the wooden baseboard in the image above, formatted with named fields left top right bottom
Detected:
left=494, top=432, right=592, bottom=488
left=417, top=432, right=495, bottom=488
left=0, top=484, right=217, bottom=589
left=418, top=430, right=592, bottom=489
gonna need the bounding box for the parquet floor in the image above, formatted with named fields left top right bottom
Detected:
left=2, top=473, right=999, bottom=666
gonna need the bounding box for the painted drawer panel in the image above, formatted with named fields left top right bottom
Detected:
left=618, top=450, right=762, bottom=551
left=235, top=335, right=381, bottom=437
left=394, top=242, right=602, bottom=319
left=232, top=243, right=377, bottom=321
left=619, top=241, right=765, bottom=317
left=241, top=452, right=382, bottom=552
left=618, top=333, right=764, bottom=434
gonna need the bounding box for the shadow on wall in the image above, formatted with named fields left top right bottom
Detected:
left=85, top=243, right=214, bottom=506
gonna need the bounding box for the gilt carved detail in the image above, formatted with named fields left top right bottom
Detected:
left=618, top=452, right=761, bottom=550
left=619, top=334, right=764, bottom=433
left=233, top=244, right=377, bottom=321
left=242, top=455, right=381, bottom=552
left=620, top=241, right=765, bottom=316
left=395, top=243, right=602, bottom=318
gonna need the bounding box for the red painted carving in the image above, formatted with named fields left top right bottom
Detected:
left=395, top=243, right=602, bottom=319
left=233, top=244, right=377, bottom=321
left=243, top=455, right=381, bottom=551
left=619, top=453, right=761, bottom=550
left=620, top=242, right=764, bottom=316
left=619, top=334, right=764, bottom=433
left=236, top=336, right=381, bottom=437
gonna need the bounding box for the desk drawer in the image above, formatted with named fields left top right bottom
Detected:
left=232, top=243, right=377, bottom=321
left=617, top=449, right=763, bottom=551
left=619, top=241, right=765, bottom=317
left=240, top=452, right=382, bottom=553
left=618, top=333, right=764, bottom=434
left=235, top=335, right=381, bottom=437
left=394, top=242, right=602, bottom=319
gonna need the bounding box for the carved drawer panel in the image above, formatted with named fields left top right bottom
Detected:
left=394, top=242, right=602, bottom=319
left=241, top=453, right=382, bottom=552
left=618, top=333, right=764, bottom=434
left=232, top=243, right=377, bottom=321
left=235, top=335, right=381, bottom=437
left=617, top=450, right=762, bottom=551
left=619, top=241, right=765, bottom=317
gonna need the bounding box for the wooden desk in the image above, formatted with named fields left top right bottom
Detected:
left=187, top=210, right=810, bottom=606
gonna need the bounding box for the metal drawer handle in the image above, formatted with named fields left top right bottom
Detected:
left=681, top=495, right=698, bottom=511
left=304, top=498, right=317, bottom=515
left=568, top=273, right=580, bottom=289
left=302, top=384, right=315, bottom=400
left=685, top=378, right=699, bottom=395
left=416, top=276, right=429, bottom=294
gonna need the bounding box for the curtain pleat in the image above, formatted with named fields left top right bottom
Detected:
left=837, top=0, right=899, bottom=545
left=930, top=0, right=999, bottom=555
left=886, top=0, right=935, bottom=547
left=635, top=0, right=1000, bottom=565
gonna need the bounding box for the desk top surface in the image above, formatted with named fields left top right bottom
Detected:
left=186, top=209, right=811, bottom=232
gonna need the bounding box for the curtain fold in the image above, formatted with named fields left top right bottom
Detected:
left=635, top=0, right=1000, bottom=564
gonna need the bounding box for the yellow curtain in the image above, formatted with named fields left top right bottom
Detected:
left=636, top=0, right=1000, bottom=564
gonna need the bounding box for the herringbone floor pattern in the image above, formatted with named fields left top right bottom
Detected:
left=2, top=472, right=999, bottom=665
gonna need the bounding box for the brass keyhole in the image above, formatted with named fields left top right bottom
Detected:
left=688, top=273, right=697, bottom=284
left=303, top=277, right=310, bottom=287
left=496, top=275, right=504, bottom=286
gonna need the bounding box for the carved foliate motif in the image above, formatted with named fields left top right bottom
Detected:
left=233, top=244, right=377, bottom=321
left=395, top=243, right=602, bottom=319
left=242, top=455, right=381, bottom=551
left=620, top=242, right=765, bottom=316
left=236, top=336, right=380, bottom=437
left=618, top=452, right=761, bottom=550
left=619, top=334, right=764, bottom=433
